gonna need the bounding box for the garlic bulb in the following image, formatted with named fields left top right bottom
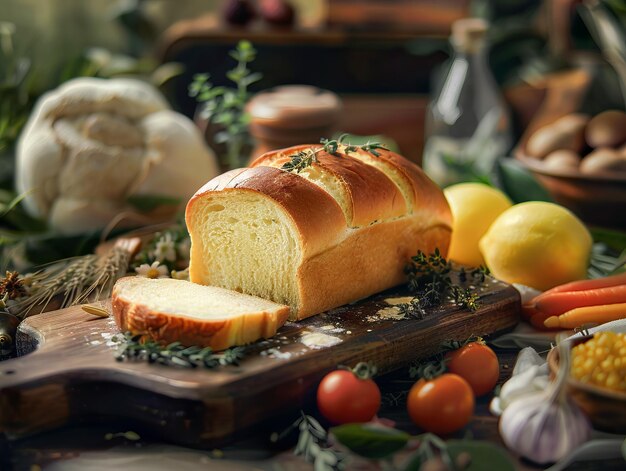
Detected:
left=498, top=342, right=591, bottom=465
left=490, top=347, right=549, bottom=415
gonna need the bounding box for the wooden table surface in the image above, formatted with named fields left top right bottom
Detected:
left=2, top=348, right=624, bottom=471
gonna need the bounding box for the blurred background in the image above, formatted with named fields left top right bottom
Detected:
left=3, top=0, right=624, bottom=161
left=1, top=0, right=626, bottom=266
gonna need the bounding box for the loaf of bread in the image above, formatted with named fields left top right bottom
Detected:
left=186, top=144, right=452, bottom=320
left=112, top=277, right=290, bottom=350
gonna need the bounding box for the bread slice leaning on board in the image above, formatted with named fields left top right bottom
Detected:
left=186, top=144, right=453, bottom=320
left=112, top=277, right=290, bottom=350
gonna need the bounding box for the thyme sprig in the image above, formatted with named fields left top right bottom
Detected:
left=355, top=140, right=388, bottom=157
left=404, top=249, right=489, bottom=313
left=396, top=297, right=431, bottom=320
left=271, top=412, right=345, bottom=471
left=112, top=331, right=246, bottom=369
left=280, top=148, right=319, bottom=173
left=281, top=134, right=390, bottom=173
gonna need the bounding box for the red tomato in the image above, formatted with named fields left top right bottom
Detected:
left=445, top=342, right=499, bottom=396
left=317, top=370, right=381, bottom=424
left=407, top=373, right=474, bottom=435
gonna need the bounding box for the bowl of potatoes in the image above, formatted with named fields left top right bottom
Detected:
left=516, top=109, right=626, bottom=229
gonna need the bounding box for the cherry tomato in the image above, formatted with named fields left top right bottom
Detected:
left=445, top=342, right=499, bottom=396
left=407, top=373, right=474, bottom=435
left=317, top=370, right=381, bottom=424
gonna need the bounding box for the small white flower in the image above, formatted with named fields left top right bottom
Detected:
left=135, top=261, right=169, bottom=279
left=153, top=233, right=176, bottom=263
left=177, top=237, right=191, bottom=262
left=171, top=268, right=189, bottom=280
left=19, top=273, right=36, bottom=295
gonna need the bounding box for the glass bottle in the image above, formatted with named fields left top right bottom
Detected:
left=422, top=18, right=513, bottom=187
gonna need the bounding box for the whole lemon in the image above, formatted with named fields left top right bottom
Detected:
left=444, top=183, right=513, bottom=267
left=479, top=202, right=592, bottom=291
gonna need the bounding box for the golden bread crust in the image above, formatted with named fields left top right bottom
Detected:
left=187, top=166, right=347, bottom=259
left=111, top=278, right=290, bottom=350
left=251, top=145, right=407, bottom=226
left=188, top=145, right=452, bottom=320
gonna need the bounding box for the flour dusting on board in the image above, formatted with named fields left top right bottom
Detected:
left=260, top=348, right=293, bottom=360
left=299, top=331, right=342, bottom=349
left=319, top=324, right=345, bottom=333
left=384, top=296, right=414, bottom=305
left=364, top=296, right=416, bottom=322
left=366, top=306, right=407, bottom=322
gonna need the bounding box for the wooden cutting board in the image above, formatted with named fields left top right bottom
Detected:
left=0, top=280, right=520, bottom=447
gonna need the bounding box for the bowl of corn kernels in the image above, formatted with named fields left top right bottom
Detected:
left=548, top=331, right=626, bottom=433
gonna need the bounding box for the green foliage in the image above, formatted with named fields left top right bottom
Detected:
left=272, top=413, right=344, bottom=470
left=403, top=249, right=488, bottom=314
left=281, top=134, right=392, bottom=174
left=113, top=331, right=246, bottom=368
left=496, top=158, right=553, bottom=203
left=189, top=40, right=262, bottom=169
left=441, top=154, right=493, bottom=186
left=0, top=22, right=33, bottom=155
left=131, top=223, right=190, bottom=273
left=446, top=440, right=516, bottom=471
left=126, top=194, right=181, bottom=213
left=331, top=423, right=410, bottom=459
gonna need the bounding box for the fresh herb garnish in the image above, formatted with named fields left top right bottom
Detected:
left=281, top=134, right=390, bottom=173
left=451, top=285, right=481, bottom=311
left=356, top=140, right=388, bottom=157
left=189, top=40, right=262, bottom=169
left=404, top=249, right=488, bottom=313
left=408, top=358, right=447, bottom=380
left=280, top=148, right=319, bottom=173
left=112, top=331, right=246, bottom=369
left=271, top=412, right=345, bottom=470
left=396, top=297, right=431, bottom=320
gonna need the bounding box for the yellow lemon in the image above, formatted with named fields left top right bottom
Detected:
left=479, top=202, right=592, bottom=291
left=444, top=183, right=513, bottom=267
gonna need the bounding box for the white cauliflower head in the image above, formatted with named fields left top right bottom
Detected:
left=16, top=77, right=219, bottom=234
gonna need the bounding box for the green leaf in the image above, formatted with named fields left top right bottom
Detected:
left=590, top=228, right=626, bottom=253
left=331, top=423, right=410, bottom=459
left=242, top=72, right=262, bottom=87
left=126, top=194, right=181, bottom=213
left=0, top=190, right=30, bottom=217
left=151, top=62, right=184, bottom=87
left=496, top=158, right=553, bottom=203
left=446, top=440, right=516, bottom=471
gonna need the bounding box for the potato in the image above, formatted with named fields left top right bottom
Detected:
left=585, top=110, right=626, bottom=148
left=526, top=114, right=588, bottom=158
left=542, top=149, right=580, bottom=171
left=580, top=147, right=626, bottom=175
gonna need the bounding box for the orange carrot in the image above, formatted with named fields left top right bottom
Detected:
left=536, top=272, right=626, bottom=298
left=521, top=303, right=538, bottom=321
left=529, top=309, right=560, bottom=330
left=522, top=305, right=560, bottom=330
left=544, top=302, right=626, bottom=329
left=535, top=284, right=626, bottom=317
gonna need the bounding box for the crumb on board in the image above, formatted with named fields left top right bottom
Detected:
left=384, top=296, right=414, bottom=306
left=366, top=306, right=407, bottom=322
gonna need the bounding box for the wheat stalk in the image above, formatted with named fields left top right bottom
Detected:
left=11, top=238, right=140, bottom=318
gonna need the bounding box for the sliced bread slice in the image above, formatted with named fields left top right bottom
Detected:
left=112, top=276, right=290, bottom=350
